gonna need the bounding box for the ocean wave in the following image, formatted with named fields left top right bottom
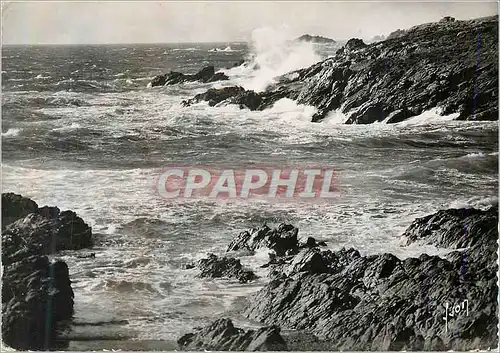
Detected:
left=2, top=128, right=21, bottom=137
left=35, top=74, right=51, bottom=80
left=208, top=46, right=238, bottom=52
left=172, top=48, right=199, bottom=52
left=448, top=196, right=498, bottom=210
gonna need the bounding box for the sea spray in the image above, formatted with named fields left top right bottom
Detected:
left=224, top=26, right=322, bottom=92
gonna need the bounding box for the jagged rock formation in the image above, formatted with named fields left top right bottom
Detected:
left=1, top=193, right=92, bottom=350
left=183, top=16, right=498, bottom=124
left=178, top=318, right=287, bottom=351
left=226, top=223, right=300, bottom=256
left=243, top=205, right=498, bottom=350
left=194, top=253, right=257, bottom=283
left=150, top=65, right=229, bottom=87
left=295, top=34, right=336, bottom=43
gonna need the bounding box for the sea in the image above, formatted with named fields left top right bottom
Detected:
left=2, top=34, right=498, bottom=348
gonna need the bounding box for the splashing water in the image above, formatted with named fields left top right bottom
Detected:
left=225, top=26, right=322, bottom=92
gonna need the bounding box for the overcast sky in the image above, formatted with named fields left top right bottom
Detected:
left=2, top=1, right=498, bottom=44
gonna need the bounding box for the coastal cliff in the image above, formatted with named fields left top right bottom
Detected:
left=182, top=16, right=498, bottom=124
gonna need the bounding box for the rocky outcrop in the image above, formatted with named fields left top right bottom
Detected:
left=150, top=65, right=229, bottom=87
left=295, top=34, right=336, bottom=44
left=1, top=193, right=92, bottom=350
left=2, top=192, right=39, bottom=229
left=3, top=212, right=92, bottom=265
left=2, top=256, right=74, bottom=350
left=182, top=86, right=247, bottom=107
left=243, top=205, right=498, bottom=350
left=227, top=223, right=300, bottom=256
left=195, top=253, right=257, bottom=283
left=402, top=206, right=497, bottom=248
left=183, top=16, right=498, bottom=123
left=178, top=318, right=287, bottom=351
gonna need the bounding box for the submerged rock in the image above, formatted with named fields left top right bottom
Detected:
left=150, top=65, right=229, bottom=87
left=183, top=16, right=498, bottom=123
left=244, top=206, right=498, bottom=350
left=178, top=318, right=287, bottom=351
left=196, top=253, right=257, bottom=283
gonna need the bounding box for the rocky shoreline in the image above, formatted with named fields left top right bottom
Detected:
left=1, top=193, right=93, bottom=350
left=181, top=206, right=498, bottom=351
left=174, top=16, right=498, bottom=124
left=2, top=193, right=497, bottom=350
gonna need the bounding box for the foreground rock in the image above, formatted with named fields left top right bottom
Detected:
left=3, top=212, right=92, bottom=265
left=2, top=192, right=39, bottom=229
left=2, top=193, right=92, bottom=350
left=402, top=206, right=498, bottom=248
left=150, top=65, right=228, bottom=87
left=195, top=253, right=257, bottom=283
left=184, top=16, right=498, bottom=123
left=295, top=34, right=336, bottom=43
left=2, top=256, right=74, bottom=350
left=178, top=318, right=287, bottom=351
left=244, top=206, right=498, bottom=350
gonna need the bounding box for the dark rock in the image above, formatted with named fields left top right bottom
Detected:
left=38, top=205, right=61, bottom=219
left=75, top=252, right=95, bottom=259
left=440, top=16, right=456, bottom=23
left=149, top=65, right=229, bottom=87
left=3, top=212, right=93, bottom=265
left=182, top=86, right=247, bottom=107
left=1, top=194, right=91, bottom=350
left=2, top=192, right=38, bottom=229
left=227, top=223, right=299, bottom=256
left=295, top=34, right=336, bottom=44
left=344, top=38, right=368, bottom=51
left=196, top=253, right=257, bottom=283
left=402, top=205, right=497, bottom=248
left=226, top=90, right=263, bottom=110
left=178, top=318, right=287, bottom=351
left=244, top=206, right=498, bottom=350
left=183, top=16, right=498, bottom=123
left=206, top=71, right=230, bottom=83
left=2, top=255, right=74, bottom=350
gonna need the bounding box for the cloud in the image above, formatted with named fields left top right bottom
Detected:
left=1, top=1, right=497, bottom=44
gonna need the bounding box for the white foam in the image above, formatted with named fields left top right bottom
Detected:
left=228, top=26, right=321, bottom=92
left=395, top=107, right=459, bottom=126
left=323, top=109, right=349, bottom=125
left=2, top=128, right=21, bottom=137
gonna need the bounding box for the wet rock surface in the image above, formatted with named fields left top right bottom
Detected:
left=227, top=223, right=300, bottom=256
left=402, top=206, right=498, bottom=248
left=2, top=256, right=74, bottom=350
left=183, top=16, right=498, bottom=123
left=1, top=193, right=92, bottom=350
left=195, top=253, right=257, bottom=283
left=177, top=318, right=287, bottom=351
left=243, top=206, right=498, bottom=350
left=150, top=65, right=229, bottom=87
left=2, top=192, right=39, bottom=229
left=3, top=211, right=93, bottom=264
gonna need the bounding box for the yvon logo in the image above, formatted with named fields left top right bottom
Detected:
left=155, top=165, right=339, bottom=200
